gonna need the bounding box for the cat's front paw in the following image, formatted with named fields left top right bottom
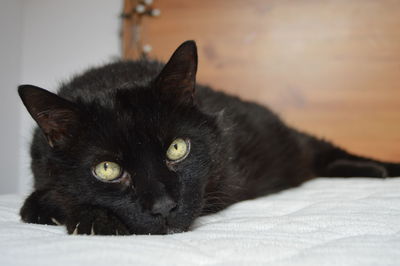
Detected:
left=20, top=190, right=66, bottom=226
left=66, top=207, right=130, bottom=235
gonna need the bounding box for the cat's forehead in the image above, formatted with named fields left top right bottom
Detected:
left=80, top=84, right=207, bottom=149
left=84, top=88, right=175, bottom=141
left=86, top=108, right=164, bottom=157
left=115, top=87, right=159, bottom=109
left=81, top=86, right=158, bottom=116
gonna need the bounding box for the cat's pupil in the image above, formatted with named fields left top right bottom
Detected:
left=174, top=144, right=178, bottom=150
left=104, top=163, right=108, bottom=171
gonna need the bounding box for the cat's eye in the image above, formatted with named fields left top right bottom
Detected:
left=166, top=138, right=190, bottom=162
left=93, top=161, right=123, bottom=182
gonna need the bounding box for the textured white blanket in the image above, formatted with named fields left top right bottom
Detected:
left=1, top=178, right=400, bottom=266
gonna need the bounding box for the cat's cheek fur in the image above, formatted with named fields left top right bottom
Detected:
left=168, top=172, right=207, bottom=231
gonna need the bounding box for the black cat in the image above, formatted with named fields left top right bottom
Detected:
left=18, top=41, right=400, bottom=235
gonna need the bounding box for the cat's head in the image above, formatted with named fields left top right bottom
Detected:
left=19, top=41, right=221, bottom=234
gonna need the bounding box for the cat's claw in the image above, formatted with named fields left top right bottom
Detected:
left=66, top=207, right=130, bottom=236
left=51, top=217, right=62, bottom=225
left=90, top=224, right=95, bottom=235
left=71, top=223, right=80, bottom=235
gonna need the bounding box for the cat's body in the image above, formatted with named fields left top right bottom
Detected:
left=19, top=41, right=400, bottom=235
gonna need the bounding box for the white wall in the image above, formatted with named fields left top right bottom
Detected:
left=0, top=0, right=23, bottom=194
left=0, top=0, right=122, bottom=194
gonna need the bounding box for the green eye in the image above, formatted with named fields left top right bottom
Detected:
left=93, top=161, right=122, bottom=181
left=166, top=138, right=190, bottom=162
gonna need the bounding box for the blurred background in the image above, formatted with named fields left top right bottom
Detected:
left=1, top=0, right=399, bottom=195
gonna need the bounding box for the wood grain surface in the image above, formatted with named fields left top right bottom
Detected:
left=123, top=0, right=400, bottom=162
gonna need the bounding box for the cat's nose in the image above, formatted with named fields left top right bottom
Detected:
left=151, top=195, right=177, bottom=218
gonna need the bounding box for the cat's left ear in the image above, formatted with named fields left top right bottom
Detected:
left=18, top=85, right=82, bottom=149
left=155, top=40, right=198, bottom=105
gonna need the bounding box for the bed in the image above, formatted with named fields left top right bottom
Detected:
left=1, top=177, right=399, bottom=266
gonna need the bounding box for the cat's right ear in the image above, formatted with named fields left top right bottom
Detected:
left=18, top=85, right=81, bottom=149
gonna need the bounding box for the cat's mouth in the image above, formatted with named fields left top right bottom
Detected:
left=119, top=200, right=197, bottom=235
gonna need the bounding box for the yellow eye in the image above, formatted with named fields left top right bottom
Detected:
left=166, top=138, right=190, bottom=161
left=93, top=161, right=122, bottom=181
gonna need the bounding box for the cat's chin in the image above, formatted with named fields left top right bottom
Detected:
left=124, top=214, right=192, bottom=235
left=137, top=224, right=187, bottom=235
left=166, top=227, right=186, bottom=235
left=163, top=216, right=191, bottom=235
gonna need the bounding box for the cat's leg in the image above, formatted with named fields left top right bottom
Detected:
left=325, top=160, right=388, bottom=177
left=65, top=205, right=130, bottom=235
left=20, top=189, right=66, bottom=226
left=303, top=133, right=400, bottom=177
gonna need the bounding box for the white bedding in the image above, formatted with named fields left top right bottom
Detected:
left=1, top=178, right=400, bottom=266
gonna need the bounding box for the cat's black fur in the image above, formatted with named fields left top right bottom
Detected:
left=18, top=41, right=400, bottom=235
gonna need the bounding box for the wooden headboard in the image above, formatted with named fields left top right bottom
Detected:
left=122, top=0, right=400, bottom=161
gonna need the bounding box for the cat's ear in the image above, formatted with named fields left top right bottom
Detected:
left=18, top=85, right=81, bottom=148
left=155, top=40, right=198, bottom=105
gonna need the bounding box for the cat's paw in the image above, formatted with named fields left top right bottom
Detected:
left=66, top=207, right=130, bottom=235
left=20, top=190, right=66, bottom=226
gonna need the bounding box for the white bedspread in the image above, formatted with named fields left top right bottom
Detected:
left=1, top=178, right=400, bottom=266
